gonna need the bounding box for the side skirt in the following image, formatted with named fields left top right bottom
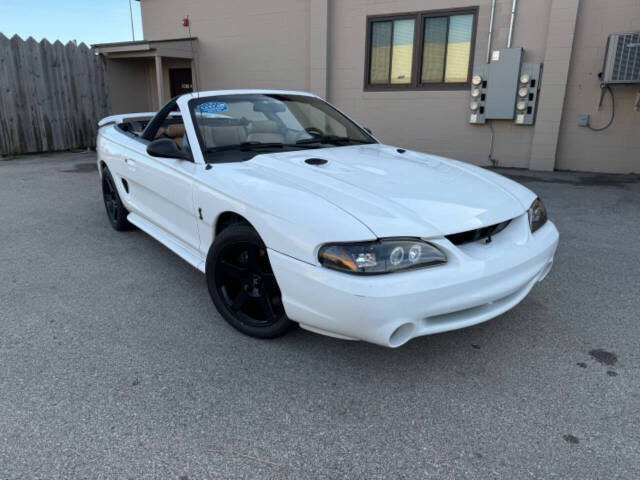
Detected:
left=127, top=213, right=206, bottom=273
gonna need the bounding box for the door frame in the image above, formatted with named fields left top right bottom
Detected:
left=169, top=68, right=194, bottom=98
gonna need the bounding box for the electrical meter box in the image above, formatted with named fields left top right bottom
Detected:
left=469, top=65, right=489, bottom=125
left=468, top=47, right=542, bottom=126
left=514, top=63, right=542, bottom=125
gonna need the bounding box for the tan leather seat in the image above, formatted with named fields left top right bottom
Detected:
left=165, top=124, right=186, bottom=148
left=202, top=125, right=247, bottom=147
left=247, top=121, right=284, bottom=143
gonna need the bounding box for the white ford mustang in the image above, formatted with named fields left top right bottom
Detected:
left=97, top=90, right=558, bottom=347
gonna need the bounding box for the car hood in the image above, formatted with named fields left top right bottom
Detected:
left=245, top=144, right=536, bottom=238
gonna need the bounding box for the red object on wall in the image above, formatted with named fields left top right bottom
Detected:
left=182, top=18, right=189, bottom=27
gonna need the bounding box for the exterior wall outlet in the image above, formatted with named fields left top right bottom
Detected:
left=578, top=114, right=590, bottom=127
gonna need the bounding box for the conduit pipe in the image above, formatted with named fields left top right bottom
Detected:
left=486, top=0, right=497, bottom=62
left=507, top=0, right=518, bottom=48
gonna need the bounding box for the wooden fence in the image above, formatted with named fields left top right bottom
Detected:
left=0, top=34, right=109, bottom=156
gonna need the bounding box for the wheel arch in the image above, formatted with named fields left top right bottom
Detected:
left=198, top=182, right=374, bottom=265
left=98, top=160, right=108, bottom=178
left=215, top=211, right=254, bottom=237
left=205, top=220, right=294, bottom=338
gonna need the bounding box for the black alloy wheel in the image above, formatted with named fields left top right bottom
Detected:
left=101, top=167, right=133, bottom=231
left=206, top=225, right=292, bottom=338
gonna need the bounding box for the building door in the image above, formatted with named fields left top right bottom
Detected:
left=169, top=68, right=193, bottom=97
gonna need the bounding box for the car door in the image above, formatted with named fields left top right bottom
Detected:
left=124, top=148, right=200, bottom=252
left=122, top=111, right=201, bottom=252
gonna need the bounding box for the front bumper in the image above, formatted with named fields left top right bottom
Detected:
left=269, top=215, right=559, bottom=347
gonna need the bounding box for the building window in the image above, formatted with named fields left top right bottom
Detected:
left=365, top=8, right=478, bottom=90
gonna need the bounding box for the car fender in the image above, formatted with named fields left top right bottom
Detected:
left=194, top=165, right=376, bottom=265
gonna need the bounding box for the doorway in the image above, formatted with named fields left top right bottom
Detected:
left=169, top=68, right=193, bottom=97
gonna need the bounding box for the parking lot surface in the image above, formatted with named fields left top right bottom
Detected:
left=1, top=152, right=639, bottom=479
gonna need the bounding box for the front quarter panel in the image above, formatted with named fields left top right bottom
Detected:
left=194, top=163, right=376, bottom=265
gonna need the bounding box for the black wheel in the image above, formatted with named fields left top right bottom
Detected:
left=206, top=225, right=293, bottom=339
left=101, top=167, right=133, bottom=231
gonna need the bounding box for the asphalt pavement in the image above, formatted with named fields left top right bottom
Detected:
left=1, top=152, right=639, bottom=479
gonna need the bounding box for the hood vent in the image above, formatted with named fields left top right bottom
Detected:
left=305, top=158, right=328, bottom=166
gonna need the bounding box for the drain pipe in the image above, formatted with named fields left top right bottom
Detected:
left=486, top=0, right=497, bottom=62
left=507, top=0, right=518, bottom=48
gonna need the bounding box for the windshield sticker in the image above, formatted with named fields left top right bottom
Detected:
left=198, top=102, right=228, bottom=114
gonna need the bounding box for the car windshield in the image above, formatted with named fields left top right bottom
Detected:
left=189, top=93, right=376, bottom=162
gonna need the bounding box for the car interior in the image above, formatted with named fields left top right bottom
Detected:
left=114, top=97, right=350, bottom=159
left=155, top=123, right=187, bottom=148
left=197, top=120, right=286, bottom=147
left=194, top=99, right=319, bottom=149
left=118, top=117, right=292, bottom=150
left=116, top=114, right=188, bottom=149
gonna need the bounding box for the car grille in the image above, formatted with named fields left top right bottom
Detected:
left=445, top=219, right=512, bottom=246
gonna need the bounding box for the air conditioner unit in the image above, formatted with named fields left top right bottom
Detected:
left=601, top=31, right=640, bottom=84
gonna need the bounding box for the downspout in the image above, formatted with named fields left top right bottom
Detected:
left=507, top=0, right=518, bottom=48
left=486, top=0, right=496, bottom=62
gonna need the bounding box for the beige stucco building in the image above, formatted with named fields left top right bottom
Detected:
left=94, top=0, right=640, bottom=173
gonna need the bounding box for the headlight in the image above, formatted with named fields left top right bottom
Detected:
left=318, top=239, right=447, bottom=275
left=528, top=198, right=548, bottom=233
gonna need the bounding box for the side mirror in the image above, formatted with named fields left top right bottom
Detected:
left=146, top=138, right=191, bottom=161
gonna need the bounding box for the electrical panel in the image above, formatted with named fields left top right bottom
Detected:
left=602, top=31, right=640, bottom=84
left=514, top=63, right=542, bottom=125
left=468, top=48, right=542, bottom=126
left=469, top=65, right=489, bottom=125
left=485, top=48, right=523, bottom=119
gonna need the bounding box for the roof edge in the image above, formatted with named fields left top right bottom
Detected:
left=92, top=37, right=197, bottom=48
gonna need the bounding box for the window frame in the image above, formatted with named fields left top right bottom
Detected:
left=363, top=6, right=479, bottom=92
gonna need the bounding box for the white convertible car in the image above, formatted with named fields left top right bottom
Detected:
left=97, top=90, right=558, bottom=347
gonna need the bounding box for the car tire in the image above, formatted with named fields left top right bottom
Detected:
left=206, top=224, right=293, bottom=339
left=101, top=166, right=134, bottom=231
